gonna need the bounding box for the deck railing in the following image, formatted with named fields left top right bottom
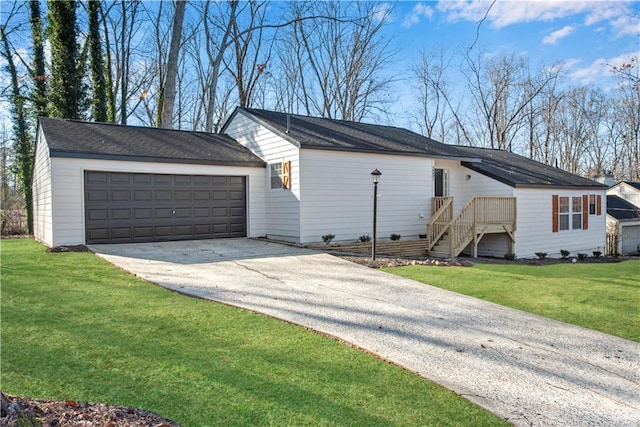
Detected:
left=428, top=196, right=517, bottom=257
left=427, top=197, right=453, bottom=251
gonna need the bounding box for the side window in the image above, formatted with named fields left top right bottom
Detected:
left=572, top=197, right=582, bottom=230
left=270, top=163, right=282, bottom=189
left=270, top=161, right=291, bottom=190
left=558, top=197, right=569, bottom=231
left=589, top=194, right=596, bottom=215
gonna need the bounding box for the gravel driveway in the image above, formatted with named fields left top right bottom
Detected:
left=90, top=238, right=640, bottom=427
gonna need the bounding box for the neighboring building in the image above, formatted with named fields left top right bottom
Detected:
left=33, top=108, right=608, bottom=258
left=606, top=182, right=640, bottom=255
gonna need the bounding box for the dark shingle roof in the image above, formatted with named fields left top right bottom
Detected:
left=607, top=195, right=640, bottom=220
left=38, top=117, right=265, bottom=167
left=230, top=108, right=605, bottom=189
left=230, top=107, right=475, bottom=159
left=456, top=146, right=607, bottom=188
left=622, top=181, right=640, bottom=191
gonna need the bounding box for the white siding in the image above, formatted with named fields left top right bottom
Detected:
left=513, top=188, right=606, bottom=258
left=435, top=160, right=514, bottom=214
left=32, top=128, right=53, bottom=246
left=224, top=112, right=301, bottom=241
left=45, top=157, right=266, bottom=247
left=299, top=150, right=434, bottom=243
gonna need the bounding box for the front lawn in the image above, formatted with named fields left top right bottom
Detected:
left=384, top=261, right=640, bottom=342
left=1, top=239, right=506, bottom=426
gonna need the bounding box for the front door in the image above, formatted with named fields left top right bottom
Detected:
left=434, top=168, right=449, bottom=197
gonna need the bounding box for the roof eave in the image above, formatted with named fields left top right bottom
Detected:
left=302, top=145, right=478, bottom=161
left=49, top=150, right=266, bottom=168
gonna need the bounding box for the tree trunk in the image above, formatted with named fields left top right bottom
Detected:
left=160, top=0, right=187, bottom=129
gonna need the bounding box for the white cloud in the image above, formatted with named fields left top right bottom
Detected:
left=436, top=0, right=635, bottom=33
left=543, top=25, right=575, bottom=45
left=371, top=3, right=394, bottom=24
left=569, top=52, right=639, bottom=84
left=402, top=3, right=434, bottom=29
left=610, top=14, right=640, bottom=36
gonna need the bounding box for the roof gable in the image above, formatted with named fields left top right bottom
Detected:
left=228, top=107, right=475, bottom=159
left=607, top=195, right=640, bottom=220
left=456, top=146, right=607, bottom=188
left=609, top=181, right=640, bottom=193
left=38, top=117, right=265, bottom=167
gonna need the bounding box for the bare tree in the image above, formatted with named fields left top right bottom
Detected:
left=411, top=48, right=454, bottom=141
left=461, top=51, right=557, bottom=151
left=275, top=1, right=396, bottom=121
left=159, top=0, right=186, bottom=129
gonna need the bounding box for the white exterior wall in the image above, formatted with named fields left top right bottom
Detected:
left=43, top=157, right=266, bottom=247
left=32, top=128, right=53, bottom=246
left=434, top=160, right=514, bottom=214
left=224, top=113, right=301, bottom=241
left=513, top=188, right=606, bottom=258
left=299, top=150, right=433, bottom=243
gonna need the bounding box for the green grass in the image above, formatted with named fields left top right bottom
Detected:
left=1, top=239, right=506, bottom=426
left=384, top=261, right=640, bottom=342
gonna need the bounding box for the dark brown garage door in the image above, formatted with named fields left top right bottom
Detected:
left=84, top=171, right=246, bottom=244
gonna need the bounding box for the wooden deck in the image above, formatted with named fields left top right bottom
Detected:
left=427, top=196, right=517, bottom=258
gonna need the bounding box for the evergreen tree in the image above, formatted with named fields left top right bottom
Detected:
left=47, top=0, right=84, bottom=119
left=88, top=0, right=107, bottom=121
left=30, top=0, right=47, bottom=118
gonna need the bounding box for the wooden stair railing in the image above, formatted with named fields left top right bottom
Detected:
left=429, top=196, right=517, bottom=258
left=426, top=197, right=453, bottom=251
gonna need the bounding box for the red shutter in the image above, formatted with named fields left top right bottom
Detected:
left=582, top=194, right=589, bottom=230
left=596, top=194, right=602, bottom=215
left=552, top=195, right=559, bottom=233
left=282, top=161, right=291, bottom=190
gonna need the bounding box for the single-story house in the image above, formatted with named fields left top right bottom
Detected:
left=606, top=182, right=640, bottom=255
left=33, top=107, right=607, bottom=258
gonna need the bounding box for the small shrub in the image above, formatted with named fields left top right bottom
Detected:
left=359, top=234, right=371, bottom=243
left=504, top=253, right=517, bottom=261
left=322, top=234, right=335, bottom=244
left=560, top=249, right=570, bottom=259
left=535, top=252, right=547, bottom=260
left=390, top=233, right=401, bottom=241
left=577, top=253, right=588, bottom=261
left=592, top=251, right=602, bottom=258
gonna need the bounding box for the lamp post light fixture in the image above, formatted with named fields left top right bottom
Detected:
left=371, top=169, right=381, bottom=260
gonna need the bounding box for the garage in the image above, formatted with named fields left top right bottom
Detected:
left=621, top=224, right=640, bottom=254
left=32, top=117, right=266, bottom=247
left=85, top=171, right=246, bottom=244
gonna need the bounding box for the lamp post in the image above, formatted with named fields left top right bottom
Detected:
left=371, top=169, right=381, bottom=260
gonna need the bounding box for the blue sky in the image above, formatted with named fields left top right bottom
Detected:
left=383, top=0, right=639, bottom=87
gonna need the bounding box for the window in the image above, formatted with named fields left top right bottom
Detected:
left=559, top=197, right=569, bottom=231
left=589, top=194, right=596, bottom=215
left=572, top=197, right=582, bottom=230
left=270, top=161, right=291, bottom=190
left=553, top=194, right=590, bottom=232
left=270, top=163, right=282, bottom=189
left=588, top=194, right=602, bottom=215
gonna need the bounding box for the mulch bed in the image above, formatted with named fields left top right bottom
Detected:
left=1, top=392, right=179, bottom=427
left=335, top=253, right=637, bottom=268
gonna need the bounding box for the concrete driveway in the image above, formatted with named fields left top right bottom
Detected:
left=89, top=238, right=640, bottom=427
